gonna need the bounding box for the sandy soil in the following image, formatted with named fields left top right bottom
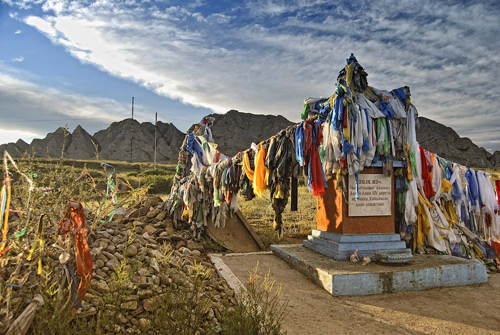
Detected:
left=222, top=253, right=500, bottom=335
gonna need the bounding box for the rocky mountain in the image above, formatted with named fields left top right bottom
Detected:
left=208, top=110, right=295, bottom=156
left=416, top=117, right=497, bottom=169
left=0, top=120, right=184, bottom=163
left=66, top=125, right=99, bottom=160
left=30, top=127, right=69, bottom=158
left=0, top=139, right=29, bottom=158
left=94, top=119, right=184, bottom=163
left=1, top=111, right=498, bottom=169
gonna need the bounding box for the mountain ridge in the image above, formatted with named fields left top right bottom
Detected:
left=1, top=111, right=498, bottom=169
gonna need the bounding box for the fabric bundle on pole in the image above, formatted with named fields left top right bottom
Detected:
left=166, top=54, right=500, bottom=268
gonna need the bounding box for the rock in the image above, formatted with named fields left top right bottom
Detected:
left=132, top=221, right=145, bottom=227
left=127, top=206, right=149, bottom=219
left=102, top=251, right=117, bottom=261
left=150, top=258, right=160, bottom=273
left=97, top=280, right=110, bottom=292
left=138, top=318, right=151, bottom=330
left=156, top=230, right=173, bottom=243
left=125, top=295, right=140, bottom=301
left=161, top=219, right=174, bottom=228
left=186, top=240, right=204, bottom=251
left=148, top=249, right=162, bottom=258
left=134, top=277, right=150, bottom=289
left=121, top=301, right=138, bottom=310
left=180, top=247, right=192, bottom=256
left=142, top=294, right=166, bottom=312
left=90, top=279, right=99, bottom=290
left=191, top=250, right=201, bottom=257
left=114, top=253, right=124, bottom=261
left=95, top=259, right=105, bottom=268
left=155, top=211, right=167, bottom=221
left=142, top=232, right=150, bottom=240
left=147, top=196, right=164, bottom=206
left=92, top=247, right=104, bottom=258
left=106, top=258, right=120, bottom=270
left=127, top=245, right=138, bottom=257
left=143, top=225, right=157, bottom=235
left=117, top=313, right=128, bottom=324
left=137, top=289, right=153, bottom=299
left=147, top=208, right=161, bottom=219
left=175, top=241, right=185, bottom=250
left=207, top=308, right=215, bottom=321
left=106, top=244, right=116, bottom=253
left=114, top=207, right=128, bottom=216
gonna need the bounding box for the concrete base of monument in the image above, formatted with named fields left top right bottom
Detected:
left=304, top=229, right=411, bottom=260
left=271, top=244, right=488, bottom=296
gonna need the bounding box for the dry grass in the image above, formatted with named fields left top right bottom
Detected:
left=239, top=183, right=316, bottom=248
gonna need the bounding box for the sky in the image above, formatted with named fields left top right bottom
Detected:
left=0, top=0, right=499, bottom=152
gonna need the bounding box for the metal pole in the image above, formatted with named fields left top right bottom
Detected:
left=130, top=97, right=134, bottom=162
left=154, top=112, right=157, bottom=169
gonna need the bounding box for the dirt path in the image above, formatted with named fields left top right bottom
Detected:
left=222, top=253, right=500, bottom=335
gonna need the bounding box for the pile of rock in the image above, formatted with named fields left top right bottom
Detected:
left=83, top=196, right=236, bottom=334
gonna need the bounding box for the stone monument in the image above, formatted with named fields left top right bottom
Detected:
left=304, top=162, right=411, bottom=260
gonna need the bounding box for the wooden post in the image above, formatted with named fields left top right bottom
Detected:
left=291, top=176, right=298, bottom=211
left=154, top=112, right=157, bottom=169
left=130, top=97, right=134, bottom=162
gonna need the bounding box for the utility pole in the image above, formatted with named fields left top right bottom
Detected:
left=130, top=97, right=134, bottom=162
left=154, top=112, right=157, bottom=169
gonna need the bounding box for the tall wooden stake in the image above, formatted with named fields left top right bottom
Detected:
left=130, top=97, right=134, bottom=162
left=154, top=112, right=157, bottom=169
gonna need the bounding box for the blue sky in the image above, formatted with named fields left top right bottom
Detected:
left=0, top=0, right=499, bottom=152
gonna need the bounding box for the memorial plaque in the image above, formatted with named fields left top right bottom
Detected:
left=348, top=174, right=391, bottom=217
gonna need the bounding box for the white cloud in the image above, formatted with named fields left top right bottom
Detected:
left=0, top=129, right=39, bottom=144
left=7, top=0, right=500, bottom=152
left=0, top=67, right=130, bottom=144
left=14, top=30, right=22, bottom=34
left=11, top=56, right=24, bottom=62
left=24, top=15, right=58, bottom=37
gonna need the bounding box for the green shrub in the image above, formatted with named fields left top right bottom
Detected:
left=144, top=175, right=172, bottom=194
left=220, top=264, right=288, bottom=335
left=142, top=169, right=170, bottom=176
left=126, top=171, right=138, bottom=177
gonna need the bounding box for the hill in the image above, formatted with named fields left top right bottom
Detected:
left=1, top=111, right=498, bottom=169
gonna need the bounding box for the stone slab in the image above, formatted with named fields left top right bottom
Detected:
left=305, top=230, right=410, bottom=260
left=271, top=244, right=488, bottom=296
left=306, top=236, right=408, bottom=255
left=311, top=230, right=402, bottom=242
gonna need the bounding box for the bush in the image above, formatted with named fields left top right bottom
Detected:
left=144, top=175, right=172, bottom=194
left=149, top=262, right=288, bottom=335
left=142, top=169, right=170, bottom=176
left=220, top=264, right=288, bottom=335
left=126, top=171, right=138, bottom=177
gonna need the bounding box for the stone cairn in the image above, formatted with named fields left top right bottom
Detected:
left=81, top=196, right=237, bottom=334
